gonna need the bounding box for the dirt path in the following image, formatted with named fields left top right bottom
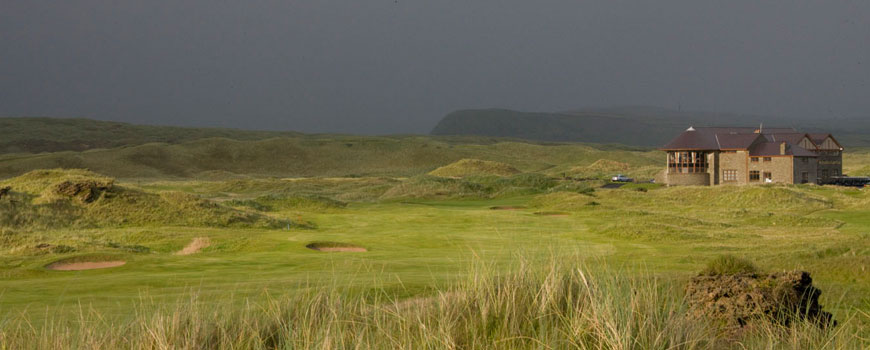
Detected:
left=176, top=237, right=211, bottom=255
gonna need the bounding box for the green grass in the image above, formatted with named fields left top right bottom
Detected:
left=701, top=255, right=759, bottom=275
left=1, top=135, right=869, bottom=347
left=0, top=117, right=304, bottom=154
left=0, top=134, right=663, bottom=180
left=3, top=259, right=866, bottom=349
left=429, top=158, right=521, bottom=177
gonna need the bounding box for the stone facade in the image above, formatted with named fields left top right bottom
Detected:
left=747, top=156, right=793, bottom=184
left=719, top=151, right=748, bottom=185
left=662, top=127, right=842, bottom=186
left=666, top=172, right=711, bottom=186
left=667, top=152, right=821, bottom=186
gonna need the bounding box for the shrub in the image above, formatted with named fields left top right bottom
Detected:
left=702, top=255, right=758, bottom=276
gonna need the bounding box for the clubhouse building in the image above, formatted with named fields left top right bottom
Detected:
left=661, top=127, right=843, bottom=186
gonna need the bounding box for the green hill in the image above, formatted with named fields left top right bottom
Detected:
left=0, top=117, right=303, bottom=154
left=431, top=107, right=870, bottom=147
left=429, top=159, right=521, bottom=177
left=0, top=135, right=661, bottom=180
left=0, top=169, right=294, bottom=230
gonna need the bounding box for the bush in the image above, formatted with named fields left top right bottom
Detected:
left=702, top=255, right=758, bottom=276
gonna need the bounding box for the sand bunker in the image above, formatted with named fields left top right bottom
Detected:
left=176, top=237, right=211, bottom=255
left=533, top=211, right=569, bottom=216
left=490, top=206, right=526, bottom=210
left=306, top=242, right=367, bottom=252
left=46, top=261, right=126, bottom=271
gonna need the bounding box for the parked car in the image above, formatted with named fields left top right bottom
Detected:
left=611, top=174, right=634, bottom=182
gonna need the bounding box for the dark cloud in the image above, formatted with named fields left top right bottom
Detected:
left=1, top=1, right=868, bottom=133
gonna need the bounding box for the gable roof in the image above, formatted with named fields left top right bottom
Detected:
left=749, top=142, right=817, bottom=157
left=808, top=133, right=830, bottom=145
left=716, top=133, right=764, bottom=149
left=662, top=127, right=766, bottom=150
left=765, top=133, right=812, bottom=145
left=661, top=125, right=831, bottom=156
left=809, top=133, right=844, bottom=150
left=661, top=127, right=721, bottom=150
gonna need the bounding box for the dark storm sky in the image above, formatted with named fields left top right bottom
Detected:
left=2, top=1, right=869, bottom=134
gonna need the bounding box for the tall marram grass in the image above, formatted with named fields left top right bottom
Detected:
left=1, top=259, right=865, bottom=349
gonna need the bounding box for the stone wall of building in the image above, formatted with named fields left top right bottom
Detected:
left=718, top=151, right=748, bottom=185
left=708, top=152, right=719, bottom=185
left=666, top=173, right=710, bottom=186
left=748, top=156, right=794, bottom=184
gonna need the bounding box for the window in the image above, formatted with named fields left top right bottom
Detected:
left=763, top=172, right=772, bottom=182
left=750, top=171, right=761, bottom=182
left=667, top=151, right=708, bottom=174
left=751, top=157, right=760, bottom=162
left=723, top=170, right=738, bottom=182
left=763, top=157, right=772, bottom=162
left=821, top=170, right=828, bottom=178
left=801, top=158, right=809, bottom=164
left=801, top=172, right=809, bottom=184
left=833, top=170, right=839, bottom=177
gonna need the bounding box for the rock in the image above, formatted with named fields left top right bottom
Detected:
left=53, top=180, right=113, bottom=203
left=686, top=271, right=835, bottom=330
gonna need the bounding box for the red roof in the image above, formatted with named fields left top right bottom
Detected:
left=662, top=127, right=765, bottom=150
left=765, top=133, right=812, bottom=145
left=661, top=127, right=721, bottom=150
left=662, top=126, right=827, bottom=157
left=749, top=142, right=817, bottom=157
left=716, top=133, right=763, bottom=149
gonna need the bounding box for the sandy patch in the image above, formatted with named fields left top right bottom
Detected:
left=47, top=261, right=126, bottom=271
left=176, top=237, right=211, bottom=255
left=489, top=206, right=526, bottom=210
left=306, top=242, right=367, bottom=252
left=533, top=211, right=570, bottom=217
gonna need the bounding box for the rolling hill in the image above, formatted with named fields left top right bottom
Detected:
left=0, top=135, right=662, bottom=180
left=0, top=117, right=303, bottom=154
left=431, top=107, right=870, bottom=147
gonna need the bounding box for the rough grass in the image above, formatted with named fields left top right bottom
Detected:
left=1, top=140, right=869, bottom=348
left=227, top=194, right=347, bottom=212
left=429, top=158, right=521, bottom=177
left=1, top=260, right=865, bottom=349
left=0, top=117, right=304, bottom=154
left=701, top=255, right=759, bottom=276
left=0, top=169, right=304, bottom=230
left=0, top=136, right=663, bottom=180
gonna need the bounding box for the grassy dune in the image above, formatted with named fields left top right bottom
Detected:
left=0, top=135, right=661, bottom=180
left=1, top=136, right=870, bottom=348
left=0, top=117, right=303, bottom=154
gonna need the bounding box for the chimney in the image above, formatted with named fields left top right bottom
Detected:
left=780, top=142, right=787, bottom=155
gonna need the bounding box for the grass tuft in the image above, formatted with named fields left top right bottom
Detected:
left=702, top=254, right=759, bottom=276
